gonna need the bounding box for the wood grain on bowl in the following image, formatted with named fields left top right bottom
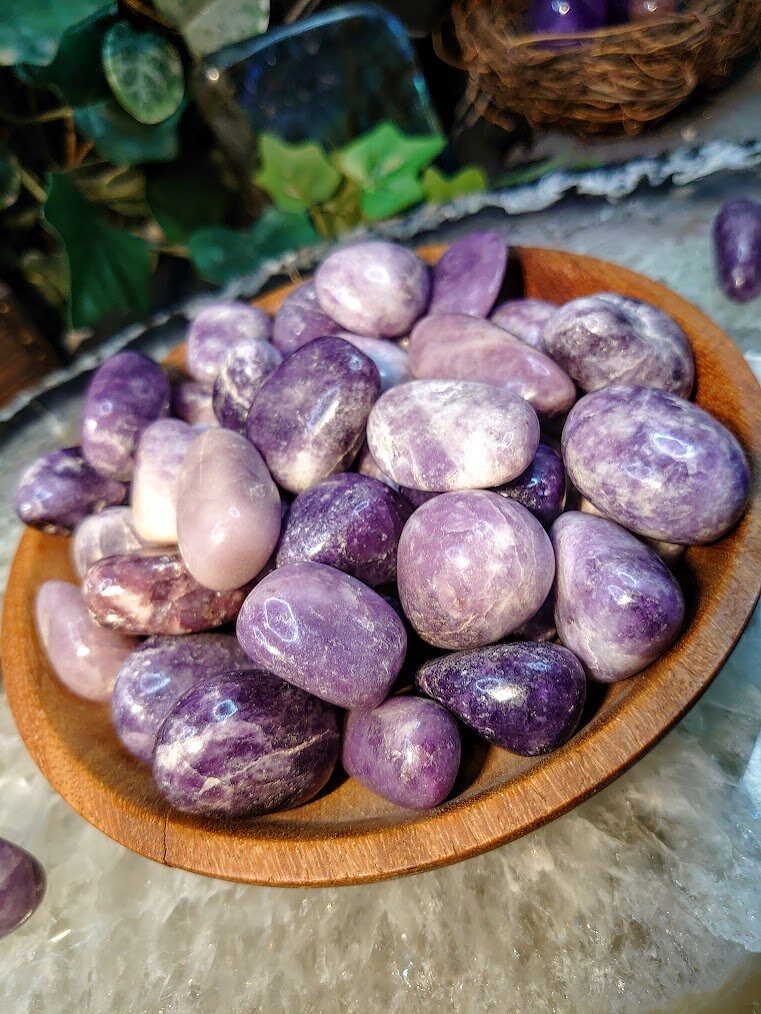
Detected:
left=3, top=246, right=761, bottom=887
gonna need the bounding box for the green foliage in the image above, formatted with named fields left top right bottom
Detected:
left=74, top=99, right=183, bottom=166
left=102, top=22, right=184, bottom=126
left=146, top=164, right=230, bottom=244
left=422, top=166, right=488, bottom=203
left=153, top=0, right=269, bottom=58
left=0, top=0, right=108, bottom=67
left=255, top=134, right=340, bottom=213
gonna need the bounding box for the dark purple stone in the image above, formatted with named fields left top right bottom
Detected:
left=400, top=486, right=437, bottom=508
left=15, top=447, right=127, bottom=535
left=490, top=299, right=557, bottom=352
left=185, top=301, right=272, bottom=384
left=512, top=590, right=557, bottom=642
left=525, top=0, right=607, bottom=33
left=713, top=199, right=761, bottom=303
left=0, top=838, right=45, bottom=939
left=416, top=642, right=586, bottom=755
left=212, top=338, right=282, bottom=433
left=493, top=443, right=566, bottom=527
left=428, top=231, right=507, bottom=317
left=171, top=380, right=216, bottom=427
left=271, top=280, right=342, bottom=357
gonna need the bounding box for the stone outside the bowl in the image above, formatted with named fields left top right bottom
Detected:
left=0, top=838, right=45, bottom=940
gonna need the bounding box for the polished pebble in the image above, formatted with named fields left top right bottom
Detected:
left=71, top=506, right=145, bottom=579
left=185, top=301, right=272, bottom=384
left=512, top=590, right=557, bottom=642
left=577, top=496, right=685, bottom=566
left=493, top=443, right=566, bottom=527
left=336, top=333, right=411, bottom=392
left=271, top=280, right=341, bottom=356
left=0, top=839, right=45, bottom=940
left=428, top=231, right=507, bottom=317
left=171, top=380, right=216, bottom=427
left=212, top=338, right=282, bottom=432
left=131, top=419, right=196, bottom=545
left=490, top=298, right=557, bottom=352
left=355, top=441, right=400, bottom=490
left=713, top=199, right=761, bottom=303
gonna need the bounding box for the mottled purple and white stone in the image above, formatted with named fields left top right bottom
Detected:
left=409, top=313, right=576, bottom=418
left=315, top=241, right=430, bottom=338
left=0, top=839, right=45, bottom=940
left=336, top=333, right=411, bottom=392
left=342, top=696, right=461, bottom=809
left=176, top=428, right=281, bottom=591
left=355, top=441, right=400, bottom=491
left=111, top=632, right=250, bottom=764
left=271, top=280, right=342, bottom=356
left=493, top=443, right=566, bottom=527
left=276, top=473, right=412, bottom=585
left=153, top=670, right=340, bottom=817
left=185, top=301, right=272, bottom=384
left=490, top=298, right=557, bottom=352
left=82, top=550, right=248, bottom=635
left=36, top=580, right=138, bottom=701
left=543, top=293, right=694, bottom=396
left=15, top=447, right=127, bottom=535
left=71, top=506, right=145, bottom=579
left=171, top=380, right=217, bottom=427
left=428, top=231, right=507, bottom=317
left=212, top=338, right=282, bottom=433
left=416, top=642, right=586, bottom=755
left=562, top=385, right=751, bottom=543
left=397, top=491, right=555, bottom=650
left=366, top=379, right=539, bottom=492
left=246, top=336, right=381, bottom=494
left=236, top=562, right=407, bottom=709
left=131, top=419, right=196, bottom=545
left=81, top=351, right=170, bottom=480
left=551, top=512, right=685, bottom=682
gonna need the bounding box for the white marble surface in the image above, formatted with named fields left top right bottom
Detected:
left=1, top=175, right=760, bottom=1012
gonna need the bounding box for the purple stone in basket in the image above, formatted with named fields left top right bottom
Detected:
left=337, top=333, right=411, bottom=392
left=272, top=280, right=342, bottom=356
left=713, top=199, right=761, bottom=303
left=171, top=380, right=216, bottom=427
left=490, top=298, right=557, bottom=352
left=0, top=839, right=45, bottom=939
left=185, top=301, right=272, bottom=384
left=131, top=418, right=197, bottom=546
left=212, top=338, right=282, bottom=433
left=428, top=231, right=507, bottom=317
left=71, top=506, right=145, bottom=580
left=493, top=442, right=566, bottom=527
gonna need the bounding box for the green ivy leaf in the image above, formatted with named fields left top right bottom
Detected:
left=189, top=207, right=318, bottom=285
left=0, top=0, right=108, bottom=66
left=146, top=164, right=231, bottom=244
left=317, top=178, right=363, bottom=237
left=421, top=165, right=488, bottom=204
left=335, top=122, right=445, bottom=190
left=0, top=145, right=20, bottom=210
left=255, top=134, right=340, bottom=213
left=74, top=98, right=183, bottom=166
left=360, top=171, right=423, bottom=222
left=153, top=0, right=269, bottom=58
left=43, top=173, right=152, bottom=328
left=102, top=22, right=184, bottom=126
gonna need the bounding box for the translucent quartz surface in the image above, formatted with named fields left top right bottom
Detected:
left=0, top=175, right=759, bottom=1010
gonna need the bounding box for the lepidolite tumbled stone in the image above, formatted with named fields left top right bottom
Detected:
left=416, top=642, right=586, bottom=755
left=171, top=380, right=216, bottom=427
left=397, top=491, right=555, bottom=650
left=111, top=632, right=250, bottom=763
left=0, top=839, right=45, bottom=939
left=493, top=443, right=566, bottom=527
left=713, top=199, right=761, bottom=302
left=490, top=299, right=557, bottom=352
left=185, top=301, right=272, bottom=384
left=246, top=336, right=380, bottom=494
left=342, top=696, right=461, bottom=809
left=236, top=562, right=407, bottom=708
left=315, top=241, right=430, bottom=338
left=83, top=550, right=248, bottom=635
left=551, top=512, right=685, bottom=682
left=176, top=428, right=281, bottom=591
left=131, top=419, right=196, bottom=545
left=276, top=473, right=412, bottom=585
left=36, top=580, right=138, bottom=701
left=15, top=447, right=127, bottom=535
left=562, top=385, right=750, bottom=543
left=81, top=352, right=170, bottom=481
left=366, top=379, right=539, bottom=491
left=71, top=506, right=144, bottom=579
left=153, top=670, right=340, bottom=817
left=212, top=338, right=282, bottom=432
left=337, top=334, right=411, bottom=392
left=428, top=231, right=507, bottom=317
left=272, top=280, right=342, bottom=356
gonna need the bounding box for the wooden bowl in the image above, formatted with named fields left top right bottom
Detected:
left=3, top=246, right=760, bottom=887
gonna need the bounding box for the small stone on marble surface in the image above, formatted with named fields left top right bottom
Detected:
left=493, top=442, right=566, bottom=527
left=0, top=838, right=45, bottom=940
left=428, top=231, right=507, bottom=317
left=131, top=419, right=196, bottom=545
left=171, top=381, right=217, bottom=427
left=336, top=333, right=411, bottom=392
left=71, top=506, right=145, bottom=580
left=271, top=280, right=342, bottom=356
left=490, top=298, right=557, bottom=352
left=212, top=338, right=282, bottom=433
left=185, top=302, right=272, bottom=384
left=713, top=199, right=761, bottom=303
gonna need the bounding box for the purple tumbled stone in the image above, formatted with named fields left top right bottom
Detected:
left=236, top=562, right=407, bottom=709
left=713, top=199, right=761, bottom=303
left=512, top=590, right=557, bottom=642
left=185, top=301, right=272, bottom=384
left=490, top=298, right=557, bottom=352
left=36, top=580, right=138, bottom=701
left=577, top=496, right=685, bottom=567
left=111, top=632, right=250, bottom=764
left=342, top=696, right=461, bottom=809
left=416, top=642, right=586, bottom=756
left=0, top=838, right=45, bottom=939
left=493, top=443, right=566, bottom=527
left=551, top=512, right=685, bottom=682
left=336, top=333, right=411, bottom=392
left=246, top=336, right=381, bottom=494
left=171, top=381, right=216, bottom=427
left=428, top=231, right=507, bottom=318
left=397, top=491, right=555, bottom=650
left=15, top=447, right=127, bottom=535
left=153, top=670, right=340, bottom=817
left=366, top=379, right=539, bottom=491
left=399, top=486, right=437, bottom=508
left=272, top=280, right=342, bottom=356
left=71, top=506, right=145, bottom=580
left=81, top=351, right=170, bottom=480
left=355, top=441, right=400, bottom=491
left=131, top=419, right=196, bottom=545
left=82, top=549, right=248, bottom=635
left=562, top=385, right=751, bottom=543
left=276, top=473, right=412, bottom=586
left=315, top=241, right=430, bottom=338
left=212, top=338, right=282, bottom=433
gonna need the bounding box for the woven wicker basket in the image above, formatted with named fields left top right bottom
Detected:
left=441, top=0, right=761, bottom=136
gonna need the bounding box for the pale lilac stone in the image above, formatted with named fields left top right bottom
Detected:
left=428, top=231, right=507, bottom=317
left=81, top=351, right=170, bottom=480
left=131, top=419, right=196, bottom=545
left=493, top=443, right=566, bottom=527
left=336, top=333, right=411, bottom=392
left=246, top=336, right=381, bottom=494
left=0, top=839, right=45, bottom=939
left=315, top=241, right=430, bottom=338
left=176, top=428, right=281, bottom=591
left=577, top=496, right=685, bottom=566
left=276, top=473, right=412, bottom=585
left=272, top=280, right=342, bottom=356
left=490, top=298, right=557, bottom=352
left=15, top=447, right=127, bottom=535
left=562, top=385, right=750, bottom=543
left=212, top=338, right=282, bottom=432
left=71, top=506, right=145, bottom=580
left=366, top=379, right=539, bottom=491
left=82, top=550, right=248, bottom=635
left=35, top=580, right=138, bottom=701
left=185, top=301, right=272, bottom=384
left=111, top=632, right=250, bottom=764
left=153, top=670, right=339, bottom=817
left=171, top=381, right=216, bottom=427
left=409, top=312, right=576, bottom=418
left=544, top=294, right=694, bottom=396
left=397, top=491, right=555, bottom=650
left=356, top=441, right=400, bottom=491
left=551, top=512, right=685, bottom=682
left=236, top=562, right=407, bottom=709
left=342, top=696, right=461, bottom=809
